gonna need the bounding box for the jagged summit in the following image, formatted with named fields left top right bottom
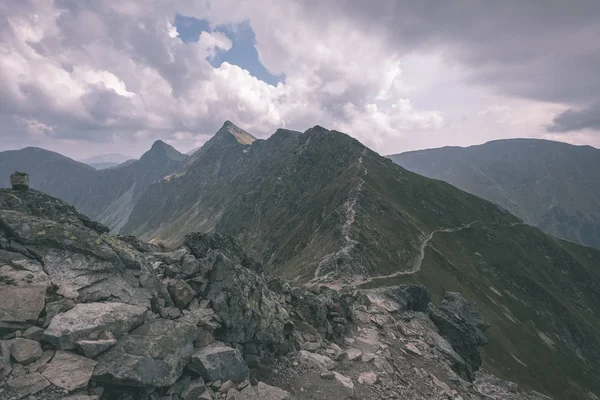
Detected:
left=216, top=120, right=256, bottom=145
left=142, top=140, right=187, bottom=162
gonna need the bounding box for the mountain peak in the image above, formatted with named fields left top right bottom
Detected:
left=141, top=140, right=187, bottom=162
left=215, top=121, right=256, bottom=145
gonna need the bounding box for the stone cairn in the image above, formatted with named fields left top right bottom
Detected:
left=10, top=171, right=29, bottom=190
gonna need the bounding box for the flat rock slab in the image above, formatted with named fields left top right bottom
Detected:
left=93, top=318, right=197, bottom=387
left=42, top=302, right=147, bottom=349
left=234, top=382, right=290, bottom=400
left=7, top=372, right=50, bottom=398
left=11, top=338, right=42, bottom=365
left=0, top=285, right=46, bottom=331
left=299, top=350, right=338, bottom=370
left=41, top=350, right=96, bottom=391
left=333, top=372, right=356, bottom=398
left=189, top=342, right=249, bottom=384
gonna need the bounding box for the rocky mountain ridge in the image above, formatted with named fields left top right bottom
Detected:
left=120, top=123, right=600, bottom=399
left=0, top=185, right=553, bottom=400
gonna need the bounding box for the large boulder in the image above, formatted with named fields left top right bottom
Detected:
left=93, top=318, right=198, bottom=387
left=189, top=342, right=249, bottom=384
left=42, top=302, right=147, bottom=349
left=189, top=233, right=292, bottom=346
left=429, top=292, right=489, bottom=381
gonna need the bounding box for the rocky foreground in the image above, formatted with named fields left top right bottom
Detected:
left=0, top=188, right=551, bottom=399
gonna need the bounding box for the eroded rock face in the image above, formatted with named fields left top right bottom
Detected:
left=42, top=302, right=147, bottom=349
left=187, top=233, right=292, bottom=346
left=429, top=292, right=489, bottom=381
left=382, top=284, right=431, bottom=312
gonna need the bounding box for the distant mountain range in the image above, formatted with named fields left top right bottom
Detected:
left=80, top=153, right=132, bottom=168
left=389, top=139, right=600, bottom=249
left=1, top=124, right=599, bottom=398
left=0, top=141, right=187, bottom=231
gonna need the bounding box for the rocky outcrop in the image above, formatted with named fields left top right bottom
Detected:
left=0, top=186, right=551, bottom=400
left=429, top=292, right=490, bottom=381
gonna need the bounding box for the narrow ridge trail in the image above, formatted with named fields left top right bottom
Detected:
left=312, top=149, right=368, bottom=281
left=358, top=220, right=526, bottom=286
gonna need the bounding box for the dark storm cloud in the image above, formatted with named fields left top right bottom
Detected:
left=548, top=102, right=600, bottom=133
left=297, top=0, right=600, bottom=132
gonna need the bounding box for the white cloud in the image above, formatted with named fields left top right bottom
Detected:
left=2, top=0, right=596, bottom=159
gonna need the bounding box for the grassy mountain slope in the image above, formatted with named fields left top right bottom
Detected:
left=390, top=139, right=600, bottom=249
left=124, top=124, right=600, bottom=399
left=0, top=141, right=186, bottom=232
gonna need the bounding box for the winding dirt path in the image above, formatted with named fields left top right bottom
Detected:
left=312, top=149, right=368, bottom=281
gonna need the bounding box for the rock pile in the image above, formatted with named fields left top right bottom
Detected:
left=9, top=172, right=28, bottom=191
left=0, top=187, right=552, bottom=400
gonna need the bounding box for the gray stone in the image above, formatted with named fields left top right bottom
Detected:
left=7, top=372, right=50, bottom=398
left=76, top=334, right=117, bottom=358
left=61, top=395, right=99, bottom=400
left=41, top=351, right=96, bottom=391
left=93, top=318, right=198, bottom=387
left=11, top=338, right=42, bottom=365
left=10, top=172, right=29, bottom=190
left=358, top=371, right=378, bottom=385
left=300, top=341, right=321, bottom=352
left=42, top=299, right=76, bottom=328
left=0, top=286, right=46, bottom=331
left=346, top=347, right=362, bottom=361
left=197, top=235, right=292, bottom=345
left=299, top=350, right=337, bottom=370
left=22, top=326, right=44, bottom=341
left=405, top=343, right=422, bottom=356
left=27, top=350, right=54, bottom=373
left=42, top=302, right=146, bottom=349
left=162, top=248, right=189, bottom=265
left=189, top=342, right=249, bottom=384
left=382, top=284, right=431, bottom=312
left=0, top=339, right=12, bottom=378
left=181, top=377, right=207, bottom=400
left=235, top=382, right=290, bottom=400
left=320, top=371, right=335, bottom=380
left=167, top=279, right=197, bottom=309
left=429, top=292, right=489, bottom=381
left=333, top=372, right=355, bottom=398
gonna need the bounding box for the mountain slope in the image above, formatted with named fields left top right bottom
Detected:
left=0, top=141, right=187, bottom=231
left=0, top=147, right=97, bottom=205
left=123, top=123, right=600, bottom=399
left=389, top=139, right=600, bottom=249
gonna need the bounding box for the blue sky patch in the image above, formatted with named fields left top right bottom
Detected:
left=175, top=15, right=283, bottom=86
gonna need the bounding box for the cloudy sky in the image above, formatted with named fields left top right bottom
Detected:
left=1, top=0, right=599, bottom=159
